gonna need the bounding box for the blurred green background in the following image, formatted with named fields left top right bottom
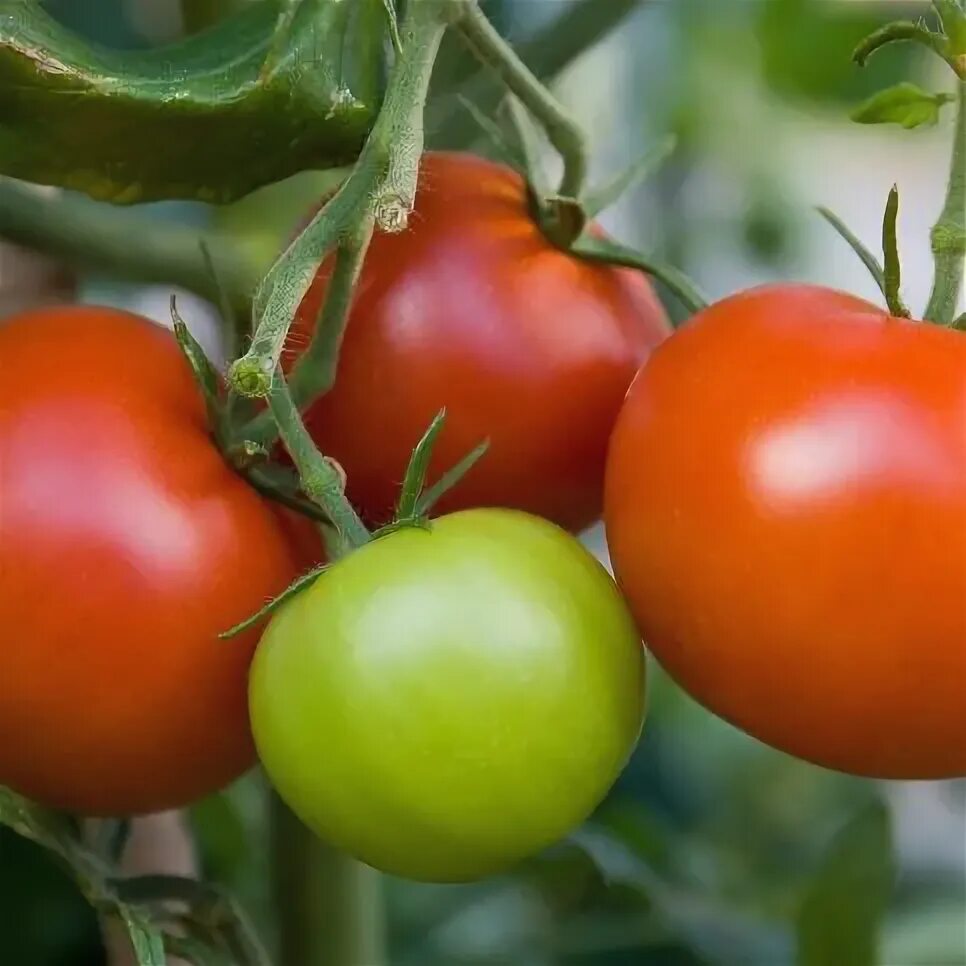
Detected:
left=1, top=1, right=963, bottom=964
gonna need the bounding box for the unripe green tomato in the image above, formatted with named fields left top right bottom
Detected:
left=249, top=509, right=645, bottom=882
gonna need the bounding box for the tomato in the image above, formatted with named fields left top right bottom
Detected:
left=605, top=284, right=966, bottom=779
left=0, top=306, right=318, bottom=815
left=250, top=508, right=645, bottom=882
left=292, top=151, right=670, bottom=532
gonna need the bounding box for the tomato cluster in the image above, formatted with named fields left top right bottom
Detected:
left=1, top=152, right=962, bottom=887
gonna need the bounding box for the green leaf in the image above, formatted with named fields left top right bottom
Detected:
left=415, top=440, right=489, bottom=517
left=171, top=296, right=225, bottom=439
left=220, top=564, right=328, bottom=638
left=816, top=206, right=886, bottom=297
left=0, top=0, right=382, bottom=203
left=570, top=234, right=708, bottom=318
left=851, top=82, right=956, bottom=129
left=583, top=136, right=677, bottom=219
left=120, top=910, right=167, bottom=966
left=397, top=409, right=448, bottom=521
left=796, top=803, right=895, bottom=966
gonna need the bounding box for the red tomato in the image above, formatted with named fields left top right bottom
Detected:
left=292, top=152, right=670, bottom=531
left=605, top=284, right=966, bottom=779
left=0, top=306, right=317, bottom=815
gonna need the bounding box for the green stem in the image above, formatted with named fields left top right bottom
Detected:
left=271, top=795, right=385, bottom=966
left=881, top=185, right=910, bottom=317
left=228, top=0, right=450, bottom=398
left=434, top=0, right=640, bottom=150
left=0, top=178, right=254, bottom=306
left=924, top=80, right=966, bottom=323
left=453, top=2, right=588, bottom=199
left=238, top=218, right=374, bottom=447
left=267, top=369, right=369, bottom=548
left=570, top=234, right=709, bottom=317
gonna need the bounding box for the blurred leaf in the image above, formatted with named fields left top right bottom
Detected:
left=851, top=82, right=956, bottom=128
left=796, top=803, right=894, bottom=966
left=191, top=791, right=252, bottom=884
left=570, top=827, right=792, bottom=966
left=757, top=0, right=919, bottom=105
left=119, top=909, right=166, bottom=966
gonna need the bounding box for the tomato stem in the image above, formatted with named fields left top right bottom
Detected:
left=924, top=80, right=966, bottom=323
left=881, top=185, right=911, bottom=318
left=228, top=0, right=450, bottom=399
left=271, top=795, right=385, bottom=966
left=233, top=218, right=374, bottom=447
left=454, top=2, right=589, bottom=200
left=570, top=234, right=709, bottom=317
left=0, top=178, right=252, bottom=310
left=267, top=368, right=370, bottom=549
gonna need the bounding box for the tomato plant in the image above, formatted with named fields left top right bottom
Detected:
left=249, top=508, right=645, bottom=881
left=0, top=306, right=318, bottom=815
left=605, top=284, right=966, bottom=779
left=290, top=152, right=671, bottom=531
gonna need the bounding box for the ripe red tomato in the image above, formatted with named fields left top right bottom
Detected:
left=0, top=306, right=317, bottom=815
left=292, top=151, right=670, bottom=531
left=605, top=284, right=966, bottom=779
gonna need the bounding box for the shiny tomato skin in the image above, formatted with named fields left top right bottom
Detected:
left=605, top=284, right=966, bottom=779
left=0, top=306, right=318, bottom=816
left=292, top=151, right=670, bottom=532
left=250, top=509, right=646, bottom=882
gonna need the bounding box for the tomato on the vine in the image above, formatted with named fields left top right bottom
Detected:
left=291, top=151, right=671, bottom=532
left=0, top=306, right=318, bottom=816
left=250, top=508, right=645, bottom=882
left=604, top=284, right=966, bottom=779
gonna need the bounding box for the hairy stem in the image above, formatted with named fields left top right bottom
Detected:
left=453, top=2, right=588, bottom=198
left=229, top=0, right=450, bottom=398
left=267, top=369, right=369, bottom=547
left=924, top=81, right=966, bottom=322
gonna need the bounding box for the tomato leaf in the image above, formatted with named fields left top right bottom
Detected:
left=568, top=827, right=792, bottom=965
left=796, top=803, right=895, bottom=966
left=220, top=564, right=328, bottom=639
left=119, top=910, right=167, bottom=966
left=415, top=439, right=490, bottom=517
left=397, top=409, right=448, bottom=521
left=0, top=0, right=382, bottom=203
left=570, top=234, right=708, bottom=317
left=170, top=296, right=226, bottom=441
left=583, top=136, right=677, bottom=219
left=851, top=82, right=956, bottom=129
left=816, top=206, right=887, bottom=297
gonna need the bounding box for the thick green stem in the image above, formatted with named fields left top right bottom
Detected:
left=228, top=0, right=449, bottom=398
left=453, top=2, right=588, bottom=199
left=0, top=178, right=254, bottom=305
left=267, top=369, right=369, bottom=547
left=235, top=219, right=374, bottom=445
left=271, top=796, right=385, bottom=966
left=924, top=80, right=966, bottom=323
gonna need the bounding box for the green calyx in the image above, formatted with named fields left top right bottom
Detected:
left=0, top=0, right=384, bottom=204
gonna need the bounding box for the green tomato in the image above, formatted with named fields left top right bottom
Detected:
left=249, top=508, right=646, bottom=882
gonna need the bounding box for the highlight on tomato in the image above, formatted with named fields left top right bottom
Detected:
left=249, top=508, right=646, bottom=882
left=604, top=283, right=966, bottom=780
left=290, top=151, right=671, bottom=532
left=0, top=305, right=318, bottom=816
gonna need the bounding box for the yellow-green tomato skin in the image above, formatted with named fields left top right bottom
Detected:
left=249, top=508, right=645, bottom=882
